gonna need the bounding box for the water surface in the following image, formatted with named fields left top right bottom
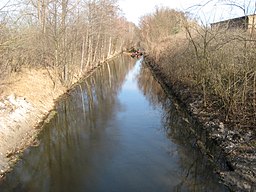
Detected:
left=0, top=55, right=229, bottom=192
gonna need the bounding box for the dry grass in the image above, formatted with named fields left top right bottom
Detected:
left=1, top=68, right=66, bottom=109
left=147, top=27, right=256, bottom=129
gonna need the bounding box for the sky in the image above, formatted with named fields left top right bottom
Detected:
left=118, top=0, right=254, bottom=25
left=0, top=0, right=254, bottom=26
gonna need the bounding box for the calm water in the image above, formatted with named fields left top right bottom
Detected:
left=0, top=55, right=229, bottom=192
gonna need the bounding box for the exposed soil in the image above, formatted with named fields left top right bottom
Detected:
left=0, top=68, right=67, bottom=177
left=144, top=56, right=256, bottom=192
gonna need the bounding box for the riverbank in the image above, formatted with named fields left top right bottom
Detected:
left=0, top=54, right=119, bottom=179
left=144, top=56, right=256, bottom=192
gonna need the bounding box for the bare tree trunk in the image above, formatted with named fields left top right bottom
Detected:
left=62, top=0, right=68, bottom=83
left=37, top=0, right=41, bottom=27
left=80, top=35, right=85, bottom=75
left=93, top=32, right=101, bottom=63
left=37, top=0, right=47, bottom=33
left=86, top=36, right=93, bottom=67
left=107, top=36, right=112, bottom=57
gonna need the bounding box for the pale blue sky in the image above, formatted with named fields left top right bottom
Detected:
left=0, top=0, right=254, bottom=25
left=118, top=0, right=254, bottom=25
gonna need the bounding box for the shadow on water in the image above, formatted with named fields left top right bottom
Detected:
left=0, top=55, right=229, bottom=192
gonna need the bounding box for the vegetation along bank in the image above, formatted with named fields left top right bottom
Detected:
left=139, top=6, right=256, bottom=192
left=0, top=0, right=255, bottom=191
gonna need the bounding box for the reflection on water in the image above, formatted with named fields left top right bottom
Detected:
left=0, top=56, right=229, bottom=192
left=137, top=65, right=229, bottom=192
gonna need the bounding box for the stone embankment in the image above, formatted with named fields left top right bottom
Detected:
left=144, top=56, right=256, bottom=192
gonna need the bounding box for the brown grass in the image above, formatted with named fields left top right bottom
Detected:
left=147, top=27, right=256, bottom=129
left=1, top=68, right=66, bottom=109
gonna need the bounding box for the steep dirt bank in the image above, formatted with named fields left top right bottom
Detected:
left=0, top=55, right=119, bottom=178
left=144, top=56, right=256, bottom=192
left=0, top=68, right=67, bottom=174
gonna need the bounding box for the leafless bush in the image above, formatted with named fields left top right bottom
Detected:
left=140, top=6, right=256, bottom=129
left=0, top=0, right=138, bottom=88
left=180, top=26, right=256, bottom=126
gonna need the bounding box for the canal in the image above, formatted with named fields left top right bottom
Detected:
left=0, top=55, right=229, bottom=192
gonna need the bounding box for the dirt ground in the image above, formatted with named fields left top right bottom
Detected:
left=0, top=68, right=67, bottom=177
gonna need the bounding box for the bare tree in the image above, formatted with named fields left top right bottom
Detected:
left=0, top=0, right=137, bottom=89
left=141, top=3, right=256, bottom=128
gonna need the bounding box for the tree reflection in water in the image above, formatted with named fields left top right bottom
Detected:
left=0, top=56, right=229, bottom=192
left=0, top=56, right=135, bottom=192
left=137, top=63, right=229, bottom=192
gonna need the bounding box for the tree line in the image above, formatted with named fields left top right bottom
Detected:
left=0, top=0, right=137, bottom=87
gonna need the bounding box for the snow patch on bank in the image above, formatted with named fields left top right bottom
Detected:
left=0, top=94, right=38, bottom=173
left=0, top=94, right=34, bottom=134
